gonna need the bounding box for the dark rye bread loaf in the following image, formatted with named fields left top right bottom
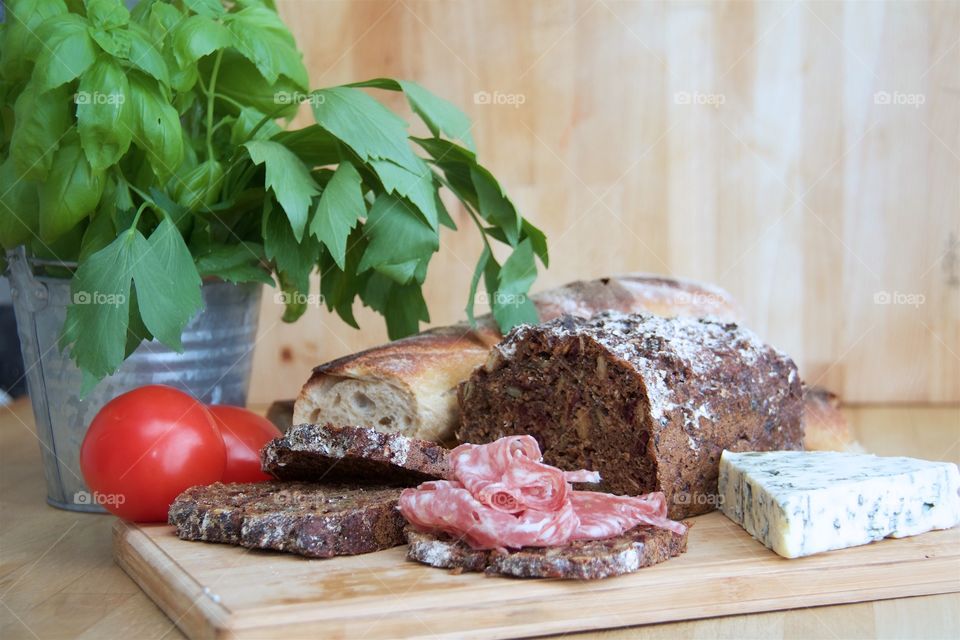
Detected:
left=406, top=523, right=690, bottom=579
left=169, top=482, right=405, bottom=558
left=457, top=312, right=804, bottom=519
left=261, top=423, right=449, bottom=485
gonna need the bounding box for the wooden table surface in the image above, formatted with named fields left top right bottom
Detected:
left=1, top=398, right=958, bottom=639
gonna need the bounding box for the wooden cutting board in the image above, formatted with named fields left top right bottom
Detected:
left=114, top=512, right=960, bottom=639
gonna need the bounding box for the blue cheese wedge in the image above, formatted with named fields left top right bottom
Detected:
left=719, top=450, right=960, bottom=558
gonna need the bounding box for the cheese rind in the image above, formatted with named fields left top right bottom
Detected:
left=718, top=450, right=960, bottom=558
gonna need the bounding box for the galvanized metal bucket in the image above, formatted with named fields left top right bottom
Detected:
left=6, top=247, right=262, bottom=512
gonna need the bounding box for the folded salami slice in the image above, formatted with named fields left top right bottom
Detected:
left=399, top=436, right=685, bottom=551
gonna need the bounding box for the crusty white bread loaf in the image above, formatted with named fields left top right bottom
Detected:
left=294, top=275, right=741, bottom=442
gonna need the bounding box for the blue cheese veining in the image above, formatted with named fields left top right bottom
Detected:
left=718, top=450, right=960, bottom=558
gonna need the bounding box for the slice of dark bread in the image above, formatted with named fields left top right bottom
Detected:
left=261, top=423, right=450, bottom=485
left=169, top=481, right=405, bottom=558
left=457, top=312, right=804, bottom=518
left=406, top=523, right=690, bottom=580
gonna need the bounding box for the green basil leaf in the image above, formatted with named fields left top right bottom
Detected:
left=194, top=242, right=274, bottom=285
left=319, top=226, right=366, bottom=328
left=86, top=0, right=130, bottom=30
left=360, top=273, right=429, bottom=339
left=78, top=208, right=117, bottom=261
left=173, top=159, right=224, bottom=211
left=471, top=165, right=521, bottom=245
left=520, top=219, right=549, bottom=267
left=127, top=72, right=183, bottom=180
left=33, top=14, right=98, bottom=91
left=311, top=87, right=421, bottom=171
left=245, top=139, right=319, bottom=242
left=230, top=106, right=282, bottom=146
left=9, top=83, right=71, bottom=181
left=38, top=136, right=105, bottom=243
left=183, top=0, right=227, bottom=18
left=357, top=193, right=438, bottom=279
left=435, top=191, right=457, bottom=230
left=273, top=125, right=341, bottom=166
left=350, top=78, right=475, bottom=150
left=0, top=158, right=40, bottom=249
left=124, top=23, right=170, bottom=87
left=225, top=6, right=308, bottom=88
left=491, top=238, right=539, bottom=330
left=370, top=159, right=439, bottom=230
left=465, top=245, right=490, bottom=325
left=262, top=198, right=319, bottom=322
left=171, top=14, right=233, bottom=68
left=90, top=26, right=132, bottom=57
left=77, top=57, right=133, bottom=171
left=207, top=50, right=298, bottom=118
left=412, top=136, right=477, bottom=163
left=131, top=216, right=203, bottom=350
left=61, top=231, right=137, bottom=379
left=124, top=287, right=154, bottom=359
left=147, top=1, right=182, bottom=38
left=147, top=1, right=193, bottom=92
left=0, top=0, right=68, bottom=81
left=310, top=161, right=365, bottom=270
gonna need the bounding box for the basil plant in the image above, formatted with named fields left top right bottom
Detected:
left=0, top=0, right=547, bottom=388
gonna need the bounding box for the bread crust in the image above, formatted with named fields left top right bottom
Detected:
left=405, top=522, right=690, bottom=579
left=169, top=481, right=406, bottom=558
left=294, top=274, right=742, bottom=442
left=457, top=313, right=804, bottom=519
left=261, top=423, right=450, bottom=485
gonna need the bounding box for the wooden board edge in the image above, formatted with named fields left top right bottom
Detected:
left=113, top=521, right=236, bottom=640
left=221, top=555, right=960, bottom=639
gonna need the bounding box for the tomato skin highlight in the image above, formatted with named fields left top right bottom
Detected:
left=79, top=385, right=225, bottom=522
left=207, top=405, right=282, bottom=483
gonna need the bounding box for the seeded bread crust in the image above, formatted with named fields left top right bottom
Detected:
left=405, top=523, right=690, bottom=579
left=169, top=481, right=405, bottom=558
left=261, top=423, right=450, bottom=485
left=294, top=274, right=742, bottom=443
left=457, top=312, right=804, bottom=519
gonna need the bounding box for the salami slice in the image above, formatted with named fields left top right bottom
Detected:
left=399, top=436, right=686, bottom=551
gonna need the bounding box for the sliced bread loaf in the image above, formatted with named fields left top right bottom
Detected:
left=261, top=423, right=449, bottom=485
left=406, top=523, right=690, bottom=579
left=457, top=312, right=804, bottom=519
left=169, top=481, right=405, bottom=558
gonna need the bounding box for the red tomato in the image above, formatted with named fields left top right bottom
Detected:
left=80, top=385, right=225, bottom=522
left=207, top=405, right=282, bottom=483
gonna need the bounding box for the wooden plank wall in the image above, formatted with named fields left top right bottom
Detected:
left=248, top=0, right=960, bottom=405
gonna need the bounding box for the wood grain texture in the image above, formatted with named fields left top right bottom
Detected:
left=245, top=0, right=960, bottom=405
left=3, top=399, right=958, bottom=640
left=113, top=510, right=960, bottom=640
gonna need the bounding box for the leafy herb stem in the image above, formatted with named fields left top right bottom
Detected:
left=205, top=49, right=225, bottom=159
left=126, top=202, right=150, bottom=239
